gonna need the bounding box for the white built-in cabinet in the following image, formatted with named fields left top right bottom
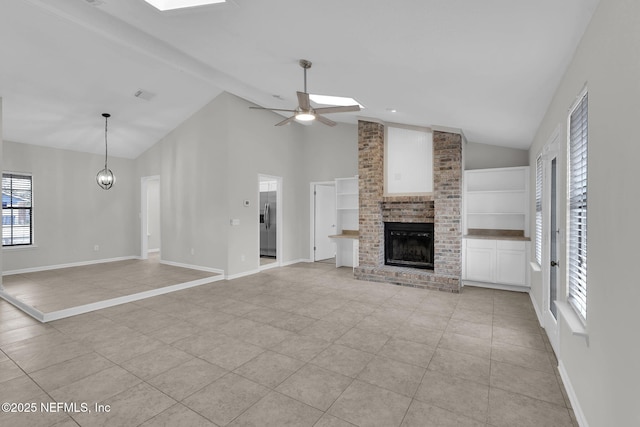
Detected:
left=462, top=167, right=530, bottom=290
left=332, top=177, right=359, bottom=268
left=464, top=239, right=496, bottom=283
left=463, top=239, right=527, bottom=287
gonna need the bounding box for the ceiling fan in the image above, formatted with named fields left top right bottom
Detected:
left=250, top=59, right=361, bottom=127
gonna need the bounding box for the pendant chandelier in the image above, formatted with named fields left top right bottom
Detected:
left=96, top=113, right=115, bottom=190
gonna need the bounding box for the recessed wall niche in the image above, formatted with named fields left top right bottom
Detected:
left=384, top=125, right=433, bottom=195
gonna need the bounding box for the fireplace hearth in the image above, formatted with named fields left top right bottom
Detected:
left=384, top=222, right=434, bottom=270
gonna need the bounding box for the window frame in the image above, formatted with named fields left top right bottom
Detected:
left=2, top=172, right=34, bottom=247
left=567, top=88, right=589, bottom=323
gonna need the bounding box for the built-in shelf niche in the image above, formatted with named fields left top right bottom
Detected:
left=464, top=166, right=530, bottom=235
left=384, top=125, right=433, bottom=196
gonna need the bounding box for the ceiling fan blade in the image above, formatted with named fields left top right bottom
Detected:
left=313, top=105, right=361, bottom=114
left=275, top=116, right=297, bottom=126
left=297, top=91, right=311, bottom=110
left=249, top=107, right=297, bottom=112
left=315, top=115, right=336, bottom=127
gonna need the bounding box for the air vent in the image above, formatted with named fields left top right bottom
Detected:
left=134, top=89, right=156, bottom=101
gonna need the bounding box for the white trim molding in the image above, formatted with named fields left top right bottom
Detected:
left=159, top=259, right=224, bottom=275
left=0, top=275, right=225, bottom=322
left=2, top=256, right=138, bottom=276
left=556, top=300, right=588, bottom=339
left=558, top=360, right=589, bottom=427
left=226, top=269, right=260, bottom=280
left=529, top=290, right=544, bottom=327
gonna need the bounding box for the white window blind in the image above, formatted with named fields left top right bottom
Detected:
left=568, top=92, right=588, bottom=321
left=2, top=173, right=33, bottom=246
left=535, top=155, right=543, bottom=265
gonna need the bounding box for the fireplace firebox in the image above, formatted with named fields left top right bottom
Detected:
left=384, top=222, right=434, bottom=270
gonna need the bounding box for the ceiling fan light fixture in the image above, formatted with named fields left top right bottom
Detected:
left=295, top=111, right=315, bottom=122
left=144, top=0, right=226, bottom=11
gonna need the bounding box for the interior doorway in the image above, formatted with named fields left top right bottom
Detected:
left=542, top=131, right=560, bottom=354
left=259, top=175, right=282, bottom=270
left=310, top=182, right=337, bottom=263
left=141, top=176, right=161, bottom=260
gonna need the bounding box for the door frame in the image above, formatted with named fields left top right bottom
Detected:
left=541, top=126, right=561, bottom=354
left=309, top=181, right=337, bottom=262
left=140, top=175, right=160, bottom=260
left=310, top=181, right=337, bottom=261
left=258, top=174, right=283, bottom=271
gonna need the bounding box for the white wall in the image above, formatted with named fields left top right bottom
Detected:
left=133, top=92, right=357, bottom=277
left=135, top=93, right=230, bottom=271
left=465, top=141, right=529, bottom=170
left=528, top=0, right=640, bottom=425
left=2, top=141, right=137, bottom=272
left=1, top=91, right=357, bottom=278
left=299, top=121, right=358, bottom=259
left=224, top=92, right=304, bottom=275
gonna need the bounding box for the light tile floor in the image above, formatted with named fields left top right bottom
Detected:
left=0, top=262, right=577, bottom=426
left=1, top=254, right=219, bottom=313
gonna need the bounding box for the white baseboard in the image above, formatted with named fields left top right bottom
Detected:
left=0, top=291, right=45, bottom=322
left=159, top=260, right=224, bottom=275
left=282, top=258, right=312, bottom=266
left=529, top=290, right=544, bottom=327
left=0, top=275, right=225, bottom=323
left=2, top=256, right=138, bottom=276
left=462, top=280, right=530, bottom=293
left=558, top=360, right=589, bottom=427
left=226, top=269, right=261, bottom=280
left=259, top=262, right=280, bottom=271
left=148, top=248, right=160, bottom=253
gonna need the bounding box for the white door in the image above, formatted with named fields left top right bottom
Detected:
left=314, top=184, right=336, bottom=261
left=141, top=176, right=160, bottom=260
left=543, top=154, right=560, bottom=354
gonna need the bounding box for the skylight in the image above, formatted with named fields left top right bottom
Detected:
left=309, top=94, right=364, bottom=109
left=144, top=0, right=226, bottom=11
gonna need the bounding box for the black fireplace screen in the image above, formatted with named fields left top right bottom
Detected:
left=384, top=222, right=434, bottom=270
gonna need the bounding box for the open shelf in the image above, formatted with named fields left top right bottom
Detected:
left=464, top=166, right=529, bottom=235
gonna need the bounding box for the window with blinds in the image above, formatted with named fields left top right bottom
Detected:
left=2, top=173, right=33, bottom=246
left=535, top=155, right=543, bottom=265
left=568, top=92, right=588, bottom=321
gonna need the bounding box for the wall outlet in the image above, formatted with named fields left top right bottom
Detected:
left=190, top=248, right=195, bottom=255
left=230, top=218, right=241, bottom=226
left=241, top=254, right=245, bottom=262
left=93, top=245, right=99, bottom=252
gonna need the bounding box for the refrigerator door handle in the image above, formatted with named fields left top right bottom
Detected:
left=264, top=203, right=270, bottom=229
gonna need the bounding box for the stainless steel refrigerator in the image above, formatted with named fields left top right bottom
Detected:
left=260, top=191, right=277, bottom=257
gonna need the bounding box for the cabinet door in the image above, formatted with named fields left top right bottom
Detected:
left=465, top=241, right=496, bottom=283
left=496, top=249, right=526, bottom=285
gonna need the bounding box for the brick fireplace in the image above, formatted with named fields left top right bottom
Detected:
left=354, top=120, right=463, bottom=292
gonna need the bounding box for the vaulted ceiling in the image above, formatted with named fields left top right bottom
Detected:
left=0, top=0, right=600, bottom=159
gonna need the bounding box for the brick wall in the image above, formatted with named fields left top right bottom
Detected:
left=432, top=130, right=463, bottom=283
left=357, top=120, right=385, bottom=267
left=354, top=121, right=462, bottom=292
left=382, top=196, right=434, bottom=223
